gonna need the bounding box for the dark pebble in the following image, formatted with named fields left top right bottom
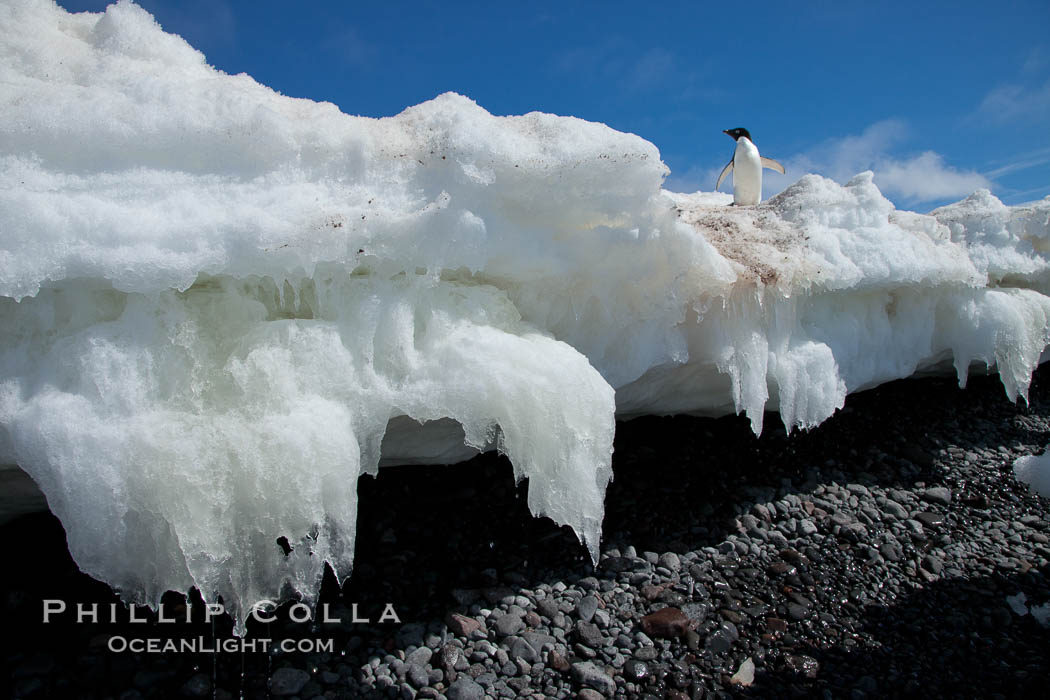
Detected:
left=915, top=511, right=945, bottom=528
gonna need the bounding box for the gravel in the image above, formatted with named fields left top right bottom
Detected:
left=4, top=368, right=1050, bottom=698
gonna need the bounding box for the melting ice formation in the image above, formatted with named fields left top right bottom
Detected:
left=2, top=0, right=1050, bottom=632
left=1013, top=454, right=1050, bottom=498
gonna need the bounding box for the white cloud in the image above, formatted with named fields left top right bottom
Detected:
left=876, top=152, right=991, bottom=202
left=986, top=146, right=1050, bottom=178
left=976, top=79, right=1050, bottom=123
left=762, top=119, right=992, bottom=206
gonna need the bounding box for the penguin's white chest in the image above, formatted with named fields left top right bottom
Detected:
left=732, top=138, right=763, bottom=206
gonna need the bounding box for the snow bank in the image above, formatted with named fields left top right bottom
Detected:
left=2, top=0, right=1050, bottom=631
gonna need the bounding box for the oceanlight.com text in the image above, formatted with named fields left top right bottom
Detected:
left=105, top=636, right=334, bottom=654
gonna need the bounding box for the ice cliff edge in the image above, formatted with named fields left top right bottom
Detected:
left=2, top=0, right=1049, bottom=632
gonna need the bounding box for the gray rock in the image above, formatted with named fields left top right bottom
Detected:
left=579, top=576, right=601, bottom=590
left=574, top=621, right=603, bottom=648
left=881, top=499, right=909, bottom=519
left=536, top=598, right=560, bottom=619
left=903, top=518, right=927, bottom=537
left=658, top=552, right=682, bottom=572
left=406, top=663, right=429, bottom=689
left=494, top=613, right=525, bottom=637
left=634, top=644, right=657, bottom=661
left=576, top=594, right=599, bottom=623
left=768, top=531, right=790, bottom=548
left=846, top=483, right=871, bottom=497
left=831, top=512, right=854, bottom=528
left=570, top=661, right=616, bottom=695
left=268, top=667, right=311, bottom=696
left=407, top=646, right=433, bottom=667
left=574, top=641, right=598, bottom=659
left=474, top=670, right=497, bottom=688
left=922, top=487, right=952, bottom=506
left=446, top=677, right=485, bottom=700
left=879, top=541, right=902, bottom=561
left=507, top=635, right=540, bottom=664
left=923, top=554, right=943, bottom=574
left=522, top=630, right=556, bottom=651
left=578, top=689, right=605, bottom=700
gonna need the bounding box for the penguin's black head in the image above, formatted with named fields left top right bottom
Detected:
left=724, top=128, right=752, bottom=142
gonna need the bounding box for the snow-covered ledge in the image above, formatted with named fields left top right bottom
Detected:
left=3, top=0, right=1049, bottom=632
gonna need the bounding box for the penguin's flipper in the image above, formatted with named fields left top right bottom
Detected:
left=761, top=157, right=786, bottom=175
left=716, top=159, right=734, bottom=190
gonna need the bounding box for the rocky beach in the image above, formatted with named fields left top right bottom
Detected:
left=5, top=365, right=1050, bottom=699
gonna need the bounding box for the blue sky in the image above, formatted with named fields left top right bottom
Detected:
left=58, top=0, right=1049, bottom=210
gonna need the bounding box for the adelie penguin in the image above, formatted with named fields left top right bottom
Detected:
left=716, top=128, right=785, bottom=206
